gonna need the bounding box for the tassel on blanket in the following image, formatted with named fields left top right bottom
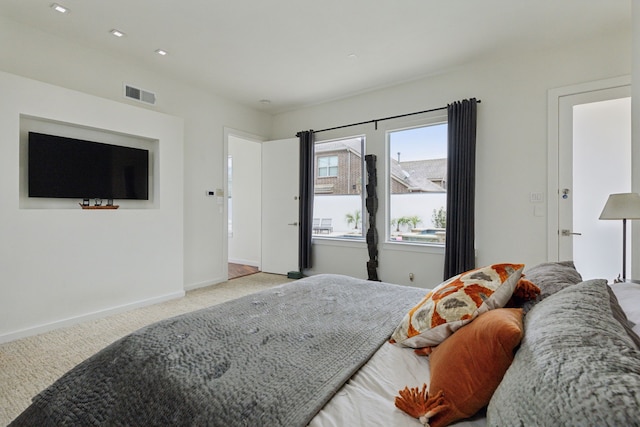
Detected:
left=413, top=346, right=433, bottom=357
left=513, top=278, right=540, bottom=300
left=506, top=277, right=541, bottom=308
left=395, top=384, right=447, bottom=426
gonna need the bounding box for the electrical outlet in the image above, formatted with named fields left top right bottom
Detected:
left=409, top=273, right=414, bottom=282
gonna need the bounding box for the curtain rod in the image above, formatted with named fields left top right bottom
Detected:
left=312, top=99, right=481, bottom=134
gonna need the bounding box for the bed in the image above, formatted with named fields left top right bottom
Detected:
left=9, top=262, right=640, bottom=426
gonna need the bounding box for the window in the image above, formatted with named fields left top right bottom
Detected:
left=388, top=123, right=447, bottom=245
left=317, top=155, right=338, bottom=177
left=313, top=137, right=365, bottom=239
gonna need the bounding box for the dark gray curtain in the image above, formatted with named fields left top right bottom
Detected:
left=297, top=130, right=314, bottom=271
left=444, top=98, right=477, bottom=280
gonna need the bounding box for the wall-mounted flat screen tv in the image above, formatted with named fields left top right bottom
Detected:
left=28, top=132, right=149, bottom=200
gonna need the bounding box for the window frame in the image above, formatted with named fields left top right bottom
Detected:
left=383, top=113, right=448, bottom=247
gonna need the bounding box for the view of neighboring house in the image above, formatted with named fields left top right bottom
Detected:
left=389, top=158, right=447, bottom=194
left=313, top=138, right=447, bottom=242
left=314, top=139, right=446, bottom=196
left=314, top=138, right=364, bottom=195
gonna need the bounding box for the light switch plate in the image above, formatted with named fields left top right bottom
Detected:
left=530, top=192, right=544, bottom=203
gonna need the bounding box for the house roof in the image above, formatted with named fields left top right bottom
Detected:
left=400, top=159, right=447, bottom=182
left=391, top=158, right=447, bottom=193
left=315, top=138, right=362, bottom=155
left=391, top=158, right=446, bottom=193
left=0, top=2, right=629, bottom=113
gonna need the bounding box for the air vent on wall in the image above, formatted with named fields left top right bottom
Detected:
left=124, top=84, right=157, bottom=105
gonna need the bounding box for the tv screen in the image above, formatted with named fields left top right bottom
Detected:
left=28, top=132, right=149, bottom=200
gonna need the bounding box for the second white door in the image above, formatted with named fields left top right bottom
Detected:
left=557, top=85, right=631, bottom=280
left=261, top=138, right=300, bottom=275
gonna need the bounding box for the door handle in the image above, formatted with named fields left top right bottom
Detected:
left=560, top=229, right=582, bottom=236
left=287, top=222, right=298, bottom=226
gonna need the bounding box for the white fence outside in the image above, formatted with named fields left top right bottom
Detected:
left=313, top=193, right=447, bottom=242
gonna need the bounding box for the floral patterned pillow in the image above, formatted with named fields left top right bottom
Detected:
left=390, top=263, right=524, bottom=348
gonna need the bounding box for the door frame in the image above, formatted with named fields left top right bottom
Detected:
left=546, top=75, right=631, bottom=261
left=223, top=127, right=265, bottom=280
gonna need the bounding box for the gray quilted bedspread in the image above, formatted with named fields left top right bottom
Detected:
left=10, top=274, right=426, bottom=427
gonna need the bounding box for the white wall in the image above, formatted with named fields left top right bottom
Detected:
left=228, top=135, right=262, bottom=267
left=0, top=16, right=272, bottom=287
left=0, top=71, right=184, bottom=341
left=273, top=29, right=632, bottom=288
left=0, top=17, right=272, bottom=340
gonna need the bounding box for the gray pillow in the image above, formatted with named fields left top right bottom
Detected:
left=487, top=279, right=640, bottom=426
left=521, top=261, right=582, bottom=313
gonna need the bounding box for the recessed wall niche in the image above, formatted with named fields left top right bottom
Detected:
left=19, top=115, right=159, bottom=209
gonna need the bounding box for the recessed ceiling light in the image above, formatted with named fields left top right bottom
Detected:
left=155, top=49, right=168, bottom=56
left=347, top=53, right=358, bottom=59
left=51, top=3, right=68, bottom=13
left=259, top=99, right=271, bottom=105
left=110, top=29, right=125, bottom=38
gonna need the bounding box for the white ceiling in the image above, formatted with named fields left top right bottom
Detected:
left=0, top=0, right=631, bottom=114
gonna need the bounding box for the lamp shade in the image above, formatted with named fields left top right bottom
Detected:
left=599, top=193, right=640, bottom=220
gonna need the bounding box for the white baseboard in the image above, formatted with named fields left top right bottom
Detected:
left=184, top=276, right=226, bottom=291
left=0, top=290, right=185, bottom=344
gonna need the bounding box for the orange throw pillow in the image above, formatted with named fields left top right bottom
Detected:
left=395, top=308, right=524, bottom=427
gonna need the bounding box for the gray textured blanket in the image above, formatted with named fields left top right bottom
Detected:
left=487, top=279, right=640, bottom=425
left=11, top=274, right=425, bottom=426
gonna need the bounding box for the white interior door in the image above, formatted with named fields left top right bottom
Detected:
left=557, top=85, right=631, bottom=279
left=261, top=138, right=299, bottom=275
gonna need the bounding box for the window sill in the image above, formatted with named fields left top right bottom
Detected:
left=312, top=236, right=365, bottom=249
left=312, top=236, right=445, bottom=254
left=383, top=240, right=445, bottom=254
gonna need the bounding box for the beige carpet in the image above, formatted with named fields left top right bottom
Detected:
left=0, top=273, right=292, bottom=425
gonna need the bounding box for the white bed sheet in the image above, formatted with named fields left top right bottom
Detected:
left=611, top=281, right=640, bottom=335
left=309, top=282, right=640, bottom=427
left=308, top=341, right=486, bottom=427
